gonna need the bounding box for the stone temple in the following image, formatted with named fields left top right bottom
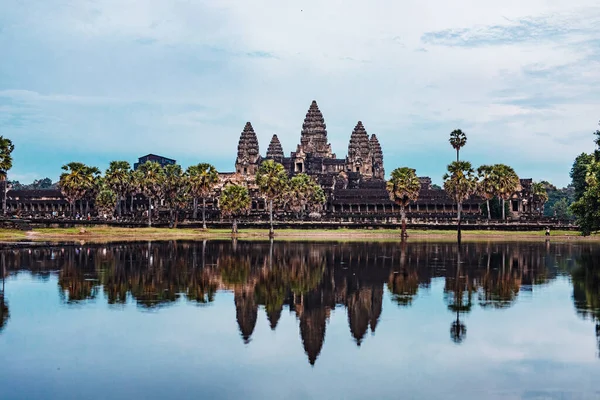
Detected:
left=229, top=100, right=483, bottom=217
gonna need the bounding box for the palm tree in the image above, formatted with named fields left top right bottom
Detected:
left=286, top=173, right=326, bottom=218
left=219, top=184, right=251, bottom=234
left=187, top=163, right=219, bottom=228
left=82, top=168, right=102, bottom=216
left=532, top=181, right=548, bottom=215
left=163, top=164, right=191, bottom=227
left=256, top=160, right=289, bottom=237
left=493, top=164, right=520, bottom=221
left=136, top=161, right=165, bottom=227
left=449, top=129, right=467, bottom=162
left=477, top=165, right=497, bottom=221
left=443, top=161, right=478, bottom=243
left=105, top=161, right=132, bottom=217
left=0, top=136, right=15, bottom=216
left=95, top=186, right=117, bottom=218
left=386, top=167, right=420, bottom=239
left=59, top=162, right=92, bottom=217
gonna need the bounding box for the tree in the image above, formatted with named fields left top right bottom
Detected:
left=571, top=160, right=600, bottom=235
left=59, top=162, right=100, bottom=217
left=105, top=161, right=132, bottom=217
left=443, top=161, right=477, bottom=243
left=570, top=153, right=594, bottom=201
left=136, top=161, right=165, bottom=227
left=219, top=184, right=251, bottom=234
left=449, top=129, right=467, bottom=162
left=532, top=181, right=549, bottom=215
left=553, top=198, right=574, bottom=220
left=286, top=173, right=326, bottom=218
left=386, top=167, right=420, bottom=238
left=493, top=164, right=520, bottom=221
left=477, top=165, right=497, bottom=221
left=256, top=160, right=289, bottom=237
left=95, top=187, right=117, bottom=218
left=30, top=178, right=54, bottom=190
left=187, top=163, right=219, bottom=229
left=0, top=136, right=15, bottom=215
left=162, top=164, right=190, bottom=228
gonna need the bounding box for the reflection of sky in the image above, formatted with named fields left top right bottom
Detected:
left=1, top=274, right=600, bottom=400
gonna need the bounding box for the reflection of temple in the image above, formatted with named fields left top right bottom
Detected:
left=1, top=240, right=591, bottom=361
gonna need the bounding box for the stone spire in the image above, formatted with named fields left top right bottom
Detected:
left=298, top=100, right=334, bottom=158
left=369, top=134, right=384, bottom=180
left=346, top=121, right=373, bottom=177
left=234, top=288, right=258, bottom=344
left=235, top=122, right=261, bottom=176
left=266, top=134, right=284, bottom=162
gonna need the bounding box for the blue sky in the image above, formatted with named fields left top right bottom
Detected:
left=1, top=0, right=600, bottom=187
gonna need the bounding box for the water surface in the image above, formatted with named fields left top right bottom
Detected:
left=1, top=240, right=600, bottom=400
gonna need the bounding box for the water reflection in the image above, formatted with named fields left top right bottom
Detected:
left=2, top=240, right=599, bottom=365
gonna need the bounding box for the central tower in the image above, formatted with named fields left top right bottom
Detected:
left=297, top=100, right=334, bottom=159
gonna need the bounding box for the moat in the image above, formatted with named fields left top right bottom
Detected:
left=1, top=240, right=600, bottom=399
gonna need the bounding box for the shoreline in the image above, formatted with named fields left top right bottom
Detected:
left=0, top=227, right=596, bottom=243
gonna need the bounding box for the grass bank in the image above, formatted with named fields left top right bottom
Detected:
left=0, top=226, right=595, bottom=243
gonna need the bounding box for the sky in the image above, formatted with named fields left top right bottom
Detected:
left=1, top=0, right=600, bottom=187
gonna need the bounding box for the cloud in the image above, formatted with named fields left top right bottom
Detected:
left=1, top=0, right=600, bottom=186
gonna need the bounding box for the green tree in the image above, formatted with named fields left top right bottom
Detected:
left=187, top=163, right=219, bottom=228
left=0, top=137, right=15, bottom=215
left=136, top=161, right=165, bottom=227
left=477, top=165, right=497, bottom=221
left=386, top=167, right=420, bottom=238
left=286, top=173, right=326, bottom=218
left=163, top=164, right=190, bottom=227
left=219, top=184, right=251, bottom=234
left=553, top=197, right=574, bottom=220
left=443, top=161, right=477, bottom=243
left=571, top=160, right=600, bottom=235
left=532, top=181, right=549, bottom=215
left=95, top=187, right=117, bottom=218
left=256, top=160, right=289, bottom=237
left=104, top=161, right=132, bottom=217
left=59, top=162, right=100, bottom=217
left=570, top=153, right=594, bottom=201
left=449, top=129, right=467, bottom=162
left=493, top=164, right=520, bottom=221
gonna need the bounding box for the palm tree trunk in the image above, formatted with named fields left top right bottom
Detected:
left=502, top=198, right=506, bottom=221
left=2, top=180, right=7, bottom=216
left=400, top=205, right=407, bottom=239
left=486, top=198, right=491, bottom=220
left=117, top=197, right=122, bottom=217
left=202, top=197, right=207, bottom=230
left=80, top=200, right=83, bottom=216
left=148, top=198, right=152, bottom=227
left=456, top=149, right=459, bottom=162
left=85, top=200, right=89, bottom=216
left=130, top=194, right=135, bottom=214
left=457, top=202, right=462, bottom=244
left=193, top=197, right=198, bottom=220
left=174, top=208, right=179, bottom=228
left=232, top=218, right=238, bottom=235
left=269, top=199, right=274, bottom=237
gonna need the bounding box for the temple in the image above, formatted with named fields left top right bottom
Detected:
left=225, top=100, right=523, bottom=220
left=0, top=100, right=547, bottom=222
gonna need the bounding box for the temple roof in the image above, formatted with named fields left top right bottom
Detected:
left=369, top=134, right=383, bottom=161
left=299, top=100, right=332, bottom=158
left=348, top=121, right=371, bottom=162
left=236, top=122, right=260, bottom=163
left=266, top=134, right=284, bottom=161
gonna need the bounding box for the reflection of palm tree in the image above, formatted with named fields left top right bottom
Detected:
left=450, top=311, right=467, bottom=344
left=446, top=245, right=470, bottom=344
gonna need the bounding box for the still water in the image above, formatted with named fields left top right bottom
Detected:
left=1, top=240, right=600, bottom=400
